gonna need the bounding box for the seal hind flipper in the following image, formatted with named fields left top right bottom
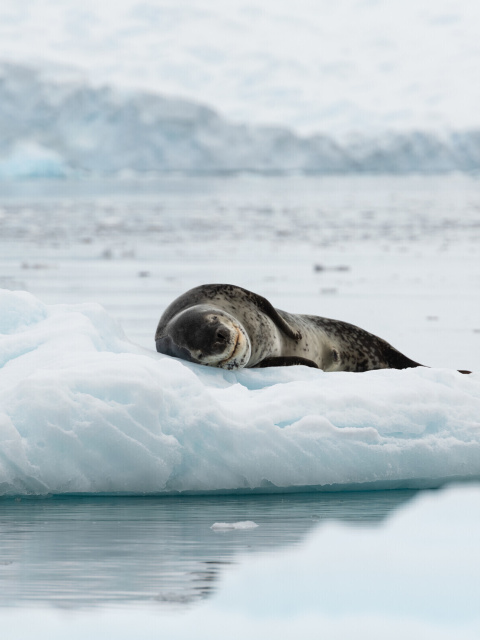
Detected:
left=382, top=344, right=424, bottom=370
left=381, top=342, right=472, bottom=374
left=255, top=356, right=319, bottom=369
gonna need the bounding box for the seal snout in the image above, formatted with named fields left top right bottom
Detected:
left=215, top=326, right=230, bottom=345
left=156, top=305, right=251, bottom=369
left=199, top=318, right=238, bottom=363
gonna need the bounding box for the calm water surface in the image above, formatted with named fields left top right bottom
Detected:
left=0, top=491, right=416, bottom=609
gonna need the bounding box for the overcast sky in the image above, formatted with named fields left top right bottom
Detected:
left=1, top=0, right=479, bottom=135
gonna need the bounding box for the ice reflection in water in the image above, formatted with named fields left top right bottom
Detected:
left=0, top=491, right=416, bottom=609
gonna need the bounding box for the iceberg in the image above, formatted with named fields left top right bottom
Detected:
left=0, top=142, right=68, bottom=179
left=1, top=289, right=479, bottom=497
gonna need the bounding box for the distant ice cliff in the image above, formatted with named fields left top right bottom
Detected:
left=0, top=62, right=479, bottom=177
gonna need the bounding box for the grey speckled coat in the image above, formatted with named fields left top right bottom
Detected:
left=155, top=284, right=425, bottom=372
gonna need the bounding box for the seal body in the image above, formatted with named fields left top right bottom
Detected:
left=155, top=284, right=425, bottom=372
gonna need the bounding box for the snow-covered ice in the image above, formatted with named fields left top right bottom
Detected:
left=208, top=484, right=480, bottom=631
left=1, top=288, right=479, bottom=497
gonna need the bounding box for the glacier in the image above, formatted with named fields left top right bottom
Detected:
left=1, top=288, right=479, bottom=497
left=1, top=62, right=479, bottom=176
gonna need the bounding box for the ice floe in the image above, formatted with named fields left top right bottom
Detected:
left=1, top=289, right=479, bottom=496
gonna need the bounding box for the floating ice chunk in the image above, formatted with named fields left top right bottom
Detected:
left=211, top=521, right=259, bottom=531
left=0, top=289, right=479, bottom=496
left=210, top=484, right=480, bottom=629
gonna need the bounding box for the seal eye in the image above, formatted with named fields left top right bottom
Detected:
left=215, top=327, right=229, bottom=343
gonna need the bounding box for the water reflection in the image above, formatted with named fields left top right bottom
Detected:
left=0, top=491, right=416, bottom=609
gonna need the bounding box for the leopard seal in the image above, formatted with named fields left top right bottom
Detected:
left=155, top=283, right=457, bottom=372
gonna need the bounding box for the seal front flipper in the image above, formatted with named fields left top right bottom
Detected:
left=255, top=356, right=319, bottom=369
left=243, top=289, right=302, bottom=341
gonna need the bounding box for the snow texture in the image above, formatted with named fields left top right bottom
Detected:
left=1, top=289, right=479, bottom=497
left=0, top=62, right=479, bottom=176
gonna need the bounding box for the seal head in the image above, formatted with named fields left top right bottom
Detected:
left=156, top=304, right=252, bottom=370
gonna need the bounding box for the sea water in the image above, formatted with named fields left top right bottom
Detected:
left=0, top=491, right=415, bottom=609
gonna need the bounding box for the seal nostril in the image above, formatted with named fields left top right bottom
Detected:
left=216, top=328, right=229, bottom=343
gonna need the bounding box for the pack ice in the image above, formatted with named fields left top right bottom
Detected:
left=0, top=289, right=479, bottom=496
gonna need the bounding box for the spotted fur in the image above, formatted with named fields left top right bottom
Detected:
left=154, top=283, right=439, bottom=373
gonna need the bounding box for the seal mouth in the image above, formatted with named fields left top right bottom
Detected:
left=215, top=323, right=251, bottom=369
left=218, top=330, right=240, bottom=366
